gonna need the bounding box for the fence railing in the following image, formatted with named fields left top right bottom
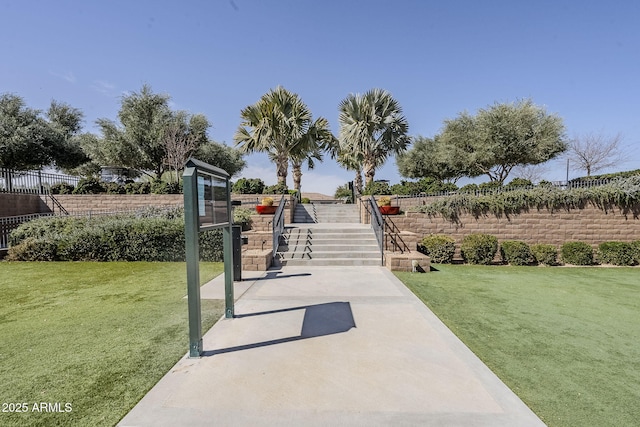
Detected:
left=393, top=178, right=618, bottom=202
left=272, top=195, right=286, bottom=258
left=0, top=213, right=54, bottom=249
left=364, top=197, right=384, bottom=266
left=0, top=169, right=80, bottom=194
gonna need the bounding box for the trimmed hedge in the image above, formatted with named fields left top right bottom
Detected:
left=7, top=211, right=223, bottom=262
left=500, top=240, right=534, bottom=266
left=598, top=241, right=637, bottom=266
left=633, top=241, right=640, bottom=263
left=560, top=242, right=594, bottom=265
left=531, top=244, right=558, bottom=266
left=461, top=234, right=498, bottom=265
left=420, top=234, right=456, bottom=264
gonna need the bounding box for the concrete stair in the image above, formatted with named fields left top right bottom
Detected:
left=294, top=203, right=360, bottom=224
left=276, top=224, right=381, bottom=266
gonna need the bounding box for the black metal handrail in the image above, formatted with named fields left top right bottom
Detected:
left=365, top=197, right=385, bottom=265
left=272, top=195, right=286, bottom=258
left=382, top=215, right=411, bottom=253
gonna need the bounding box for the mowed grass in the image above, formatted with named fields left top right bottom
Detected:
left=0, top=262, right=224, bottom=427
left=396, top=265, right=640, bottom=427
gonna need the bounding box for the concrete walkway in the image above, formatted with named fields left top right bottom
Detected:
left=118, top=266, right=545, bottom=427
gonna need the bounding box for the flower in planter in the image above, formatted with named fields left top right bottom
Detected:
left=377, top=196, right=391, bottom=207
left=261, top=197, right=274, bottom=206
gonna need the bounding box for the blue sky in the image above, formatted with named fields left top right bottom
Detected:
left=2, top=0, right=639, bottom=195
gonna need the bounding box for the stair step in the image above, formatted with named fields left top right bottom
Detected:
left=277, top=250, right=380, bottom=260
left=276, top=258, right=382, bottom=267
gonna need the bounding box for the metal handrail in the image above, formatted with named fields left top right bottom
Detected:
left=272, top=195, right=286, bottom=258
left=365, top=197, right=385, bottom=265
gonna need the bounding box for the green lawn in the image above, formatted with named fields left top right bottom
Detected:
left=0, top=262, right=224, bottom=427
left=396, top=265, right=640, bottom=427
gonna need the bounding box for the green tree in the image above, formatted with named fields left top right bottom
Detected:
left=195, top=141, right=246, bottom=178
left=234, top=86, right=335, bottom=191
left=396, top=136, right=465, bottom=183
left=95, top=85, right=173, bottom=179
left=0, top=94, right=86, bottom=170
left=338, top=88, right=410, bottom=187
left=439, top=99, right=566, bottom=183
left=89, top=84, right=243, bottom=180
left=337, top=150, right=363, bottom=194
left=289, top=117, right=337, bottom=193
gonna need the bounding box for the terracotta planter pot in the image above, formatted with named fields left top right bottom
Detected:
left=379, top=206, right=400, bottom=215
left=256, top=205, right=277, bottom=214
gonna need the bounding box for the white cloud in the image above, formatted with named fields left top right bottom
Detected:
left=50, top=70, right=76, bottom=83
left=91, top=80, right=117, bottom=96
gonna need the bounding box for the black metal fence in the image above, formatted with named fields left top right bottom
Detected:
left=0, top=213, right=54, bottom=249
left=0, top=169, right=80, bottom=194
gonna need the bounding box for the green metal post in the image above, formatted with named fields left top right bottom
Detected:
left=223, top=179, right=234, bottom=318
left=183, top=167, right=203, bottom=357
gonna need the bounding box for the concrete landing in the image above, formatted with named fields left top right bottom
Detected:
left=119, top=266, right=544, bottom=427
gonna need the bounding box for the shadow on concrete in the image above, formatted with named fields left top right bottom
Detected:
left=258, top=270, right=312, bottom=280
left=202, top=302, right=355, bottom=357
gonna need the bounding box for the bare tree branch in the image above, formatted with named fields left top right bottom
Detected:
left=569, top=132, right=624, bottom=176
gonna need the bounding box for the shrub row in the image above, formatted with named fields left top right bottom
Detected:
left=51, top=178, right=182, bottom=195
left=7, top=211, right=223, bottom=262
left=419, top=233, right=640, bottom=266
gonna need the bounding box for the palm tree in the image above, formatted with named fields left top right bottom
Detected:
left=234, top=86, right=335, bottom=191
left=289, top=117, right=337, bottom=193
left=338, top=88, right=410, bottom=187
left=337, top=150, right=363, bottom=195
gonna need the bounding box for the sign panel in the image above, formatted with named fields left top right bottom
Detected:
left=197, top=171, right=229, bottom=228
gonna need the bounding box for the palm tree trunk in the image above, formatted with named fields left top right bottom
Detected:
left=276, top=155, right=288, bottom=187
left=354, top=170, right=363, bottom=194
left=292, top=161, right=302, bottom=193
left=363, top=161, right=375, bottom=187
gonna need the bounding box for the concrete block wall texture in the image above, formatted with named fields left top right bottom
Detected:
left=45, top=194, right=183, bottom=214
left=388, top=205, right=640, bottom=251
left=1, top=194, right=51, bottom=217
left=385, top=252, right=431, bottom=272
left=241, top=249, right=273, bottom=271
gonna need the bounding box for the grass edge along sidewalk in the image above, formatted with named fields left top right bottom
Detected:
left=396, top=265, right=640, bottom=427
left=0, top=262, right=224, bottom=427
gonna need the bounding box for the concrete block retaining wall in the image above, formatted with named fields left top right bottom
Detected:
left=386, top=205, right=640, bottom=252
left=0, top=194, right=51, bottom=217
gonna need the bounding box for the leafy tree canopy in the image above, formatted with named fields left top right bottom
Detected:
left=87, top=84, right=243, bottom=180
left=396, top=136, right=465, bottom=183
left=338, top=88, right=410, bottom=187
left=0, top=93, right=86, bottom=170
left=439, top=99, right=567, bottom=183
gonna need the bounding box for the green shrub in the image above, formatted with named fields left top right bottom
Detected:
left=420, top=235, right=456, bottom=263
left=232, top=178, right=265, bottom=194
left=233, top=207, right=254, bottom=226
left=7, top=238, right=59, bottom=261
left=263, top=183, right=289, bottom=194
left=531, top=244, right=558, bottom=266
left=505, top=178, right=533, bottom=188
left=125, top=181, right=151, bottom=194
left=632, top=241, right=640, bottom=263
left=73, top=177, right=106, bottom=194
left=150, top=180, right=181, bottom=194
left=500, top=240, right=534, bottom=265
left=8, top=213, right=223, bottom=262
left=560, top=242, right=594, bottom=265
left=50, top=182, right=75, bottom=194
left=104, top=182, right=126, bottom=194
left=362, top=181, right=390, bottom=195
left=598, top=241, right=637, bottom=266
left=300, top=197, right=311, bottom=204
left=460, top=234, right=498, bottom=265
